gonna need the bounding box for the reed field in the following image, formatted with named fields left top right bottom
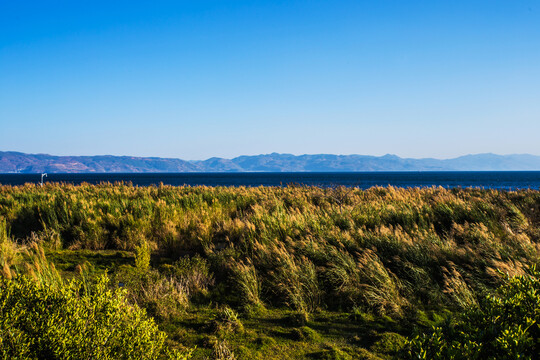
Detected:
left=1, top=183, right=539, bottom=359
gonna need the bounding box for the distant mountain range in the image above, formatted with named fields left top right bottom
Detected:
left=1, top=151, right=540, bottom=173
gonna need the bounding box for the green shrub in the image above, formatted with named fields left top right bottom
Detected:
left=0, top=275, right=191, bottom=359
left=406, top=265, right=540, bottom=359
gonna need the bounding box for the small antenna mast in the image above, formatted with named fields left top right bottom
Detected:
left=40, top=173, right=47, bottom=187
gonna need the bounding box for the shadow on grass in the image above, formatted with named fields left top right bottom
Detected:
left=47, top=250, right=134, bottom=272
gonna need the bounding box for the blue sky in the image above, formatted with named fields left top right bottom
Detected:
left=1, top=0, right=539, bottom=160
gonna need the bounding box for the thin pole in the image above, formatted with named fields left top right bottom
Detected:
left=40, top=173, right=47, bottom=186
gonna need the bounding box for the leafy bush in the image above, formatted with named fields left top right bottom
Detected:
left=0, top=275, right=191, bottom=359
left=406, top=265, right=540, bottom=359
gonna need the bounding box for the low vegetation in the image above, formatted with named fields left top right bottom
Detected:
left=0, top=183, right=539, bottom=358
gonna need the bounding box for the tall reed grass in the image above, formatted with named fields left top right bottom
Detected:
left=1, top=183, right=539, bottom=315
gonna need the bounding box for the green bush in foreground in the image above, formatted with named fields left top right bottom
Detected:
left=0, top=275, right=192, bottom=360
left=407, top=265, right=540, bottom=359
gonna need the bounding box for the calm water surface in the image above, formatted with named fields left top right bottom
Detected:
left=1, top=172, right=540, bottom=190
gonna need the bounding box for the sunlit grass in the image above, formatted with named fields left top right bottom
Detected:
left=1, top=183, right=539, bottom=358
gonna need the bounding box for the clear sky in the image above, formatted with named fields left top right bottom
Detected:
left=1, top=1, right=539, bottom=160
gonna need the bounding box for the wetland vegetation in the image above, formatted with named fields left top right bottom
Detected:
left=1, top=183, right=539, bottom=359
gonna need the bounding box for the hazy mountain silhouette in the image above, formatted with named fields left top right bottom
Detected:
left=1, top=151, right=540, bottom=173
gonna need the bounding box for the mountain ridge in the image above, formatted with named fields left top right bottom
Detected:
left=1, top=151, right=540, bottom=173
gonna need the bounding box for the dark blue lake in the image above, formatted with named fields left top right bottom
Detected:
left=1, top=172, right=540, bottom=190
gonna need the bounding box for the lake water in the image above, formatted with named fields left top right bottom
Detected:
left=1, top=172, right=540, bottom=190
